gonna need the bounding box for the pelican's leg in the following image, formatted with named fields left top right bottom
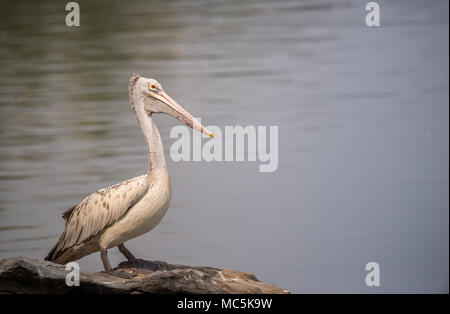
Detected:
left=101, top=248, right=135, bottom=279
left=118, top=243, right=159, bottom=271
left=117, top=243, right=139, bottom=263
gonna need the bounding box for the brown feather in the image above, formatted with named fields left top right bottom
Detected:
left=45, top=175, right=149, bottom=262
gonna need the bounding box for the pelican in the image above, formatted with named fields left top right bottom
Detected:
left=45, top=74, right=214, bottom=278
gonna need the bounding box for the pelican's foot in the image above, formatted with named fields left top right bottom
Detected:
left=105, top=270, right=136, bottom=279
left=118, top=259, right=159, bottom=274
left=133, top=259, right=159, bottom=271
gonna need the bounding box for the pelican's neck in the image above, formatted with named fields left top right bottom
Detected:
left=130, top=95, right=167, bottom=179
left=140, top=113, right=167, bottom=176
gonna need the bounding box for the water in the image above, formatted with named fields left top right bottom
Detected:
left=0, top=0, right=448, bottom=293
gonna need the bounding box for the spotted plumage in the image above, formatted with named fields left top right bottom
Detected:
left=45, top=175, right=148, bottom=262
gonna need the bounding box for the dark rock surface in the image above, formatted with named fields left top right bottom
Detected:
left=0, top=257, right=289, bottom=294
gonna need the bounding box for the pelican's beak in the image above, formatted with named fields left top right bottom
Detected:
left=151, top=90, right=214, bottom=138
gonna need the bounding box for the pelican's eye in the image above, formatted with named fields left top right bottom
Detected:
left=149, top=83, right=158, bottom=91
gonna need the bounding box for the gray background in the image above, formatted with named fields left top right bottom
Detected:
left=0, top=0, right=448, bottom=293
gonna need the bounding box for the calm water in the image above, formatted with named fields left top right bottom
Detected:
left=0, top=0, right=448, bottom=293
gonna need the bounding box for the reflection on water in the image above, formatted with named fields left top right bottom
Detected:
left=0, top=0, right=448, bottom=292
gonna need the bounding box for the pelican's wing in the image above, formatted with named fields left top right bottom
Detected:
left=45, top=175, right=148, bottom=261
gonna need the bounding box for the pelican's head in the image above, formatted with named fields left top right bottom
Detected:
left=129, top=74, right=214, bottom=138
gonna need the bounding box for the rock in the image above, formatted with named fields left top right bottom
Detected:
left=0, top=257, right=290, bottom=294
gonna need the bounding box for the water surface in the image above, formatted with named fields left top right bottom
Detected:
left=0, top=0, right=448, bottom=293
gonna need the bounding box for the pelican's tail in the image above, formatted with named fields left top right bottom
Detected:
left=45, top=234, right=99, bottom=264
left=45, top=231, right=67, bottom=263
